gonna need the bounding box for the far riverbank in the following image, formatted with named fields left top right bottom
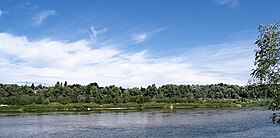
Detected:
left=0, top=99, right=269, bottom=112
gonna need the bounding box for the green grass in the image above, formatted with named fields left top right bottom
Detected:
left=0, top=99, right=269, bottom=113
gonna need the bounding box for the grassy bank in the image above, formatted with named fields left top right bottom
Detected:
left=0, top=99, right=269, bottom=112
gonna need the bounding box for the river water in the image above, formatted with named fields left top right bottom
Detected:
left=0, top=107, right=279, bottom=138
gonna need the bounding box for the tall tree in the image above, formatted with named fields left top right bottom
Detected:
left=251, top=23, right=280, bottom=85
left=251, top=22, right=280, bottom=123
left=64, top=81, right=68, bottom=87
left=31, top=83, right=35, bottom=90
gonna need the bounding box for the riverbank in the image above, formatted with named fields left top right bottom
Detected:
left=0, top=99, right=269, bottom=112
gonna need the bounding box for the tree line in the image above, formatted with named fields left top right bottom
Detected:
left=0, top=82, right=273, bottom=106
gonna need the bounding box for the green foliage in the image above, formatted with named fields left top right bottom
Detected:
left=251, top=23, right=280, bottom=111
left=250, top=22, right=280, bottom=124
left=0, top=82, right=270, bottom=106
left=252, top=23, right=280, bottom=84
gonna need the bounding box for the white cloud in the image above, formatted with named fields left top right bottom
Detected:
left=33, top=10, right=56, bottom=26
left=214, top=0, right=240, bottom=8
left=0, top=32, right=254, bottom=87
left=0, top=10, right=6, bottom=17
left=89, top=26, right=107, bottom=41
left=131, top=33, right=148, bottom=43
left=182, top=40, right=255, bottom=82
left=131, top=28, right=165, bottom=44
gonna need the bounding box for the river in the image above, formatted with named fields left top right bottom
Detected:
left=0, top=107, right=279, bottom=138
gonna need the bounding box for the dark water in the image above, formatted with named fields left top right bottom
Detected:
left=0, top=108, right=280, bottom=138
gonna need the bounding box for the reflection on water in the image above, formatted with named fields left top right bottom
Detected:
left=0, top=107, right=280, bottom=138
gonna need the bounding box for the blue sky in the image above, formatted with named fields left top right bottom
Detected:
left=0, top=0, right=279, bottom=87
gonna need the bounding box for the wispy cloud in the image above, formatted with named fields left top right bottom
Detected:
left=0, top=10, right=3, bottom=17
left=33, top=10, right=56, bottom=26
left=131, top=28, right=165, bottom=44
left=131, top=33, right=148, bottom=43
left=214, top=0, right=240, bottom=8
left=89, top=26, right=107, bottom=42
left=183, top=40, right=255, bottom=81
left=0, top=32, right=254, bottom=87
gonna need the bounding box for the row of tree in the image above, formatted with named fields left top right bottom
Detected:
left=0, top=82, right=273, bottom=105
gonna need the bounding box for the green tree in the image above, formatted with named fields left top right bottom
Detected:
left=251, top=23, right=280, bottom=100
left=251, top=23, right=280, bottom=85
left=31, top=83, right=35, bottom=90
left=64, top=81, right=68, bottom=87
left=251, top=23, right=280, bottom=123
left=145, top=84, right=157, bottom=98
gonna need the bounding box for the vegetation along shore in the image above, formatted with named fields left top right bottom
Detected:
left=0, top=82, right=272, bottom=112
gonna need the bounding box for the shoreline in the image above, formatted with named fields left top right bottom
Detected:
left=0, top=101, right=268, bottom=113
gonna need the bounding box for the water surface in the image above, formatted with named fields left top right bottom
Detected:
left=0, top=107, right=279, bottom=138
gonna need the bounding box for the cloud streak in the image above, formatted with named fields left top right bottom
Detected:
left=131, top=28, right=165, bottom=44
left=131, top=33, right=148, bottom=43
left=33, top=10, right=56, bottom=26
left=214, top=0, right=240, bottom=8
left=0, top=10, right=4, bottom=17
left=89, top=26, right=107, bottom=42
left=0, top=32, right=254, bottom=87
left=183, top=40, right=255, bottom=81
